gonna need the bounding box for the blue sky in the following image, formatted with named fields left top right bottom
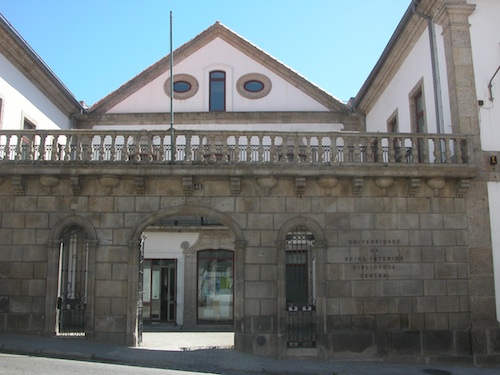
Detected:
left=1, top=1, right=410, bottom=106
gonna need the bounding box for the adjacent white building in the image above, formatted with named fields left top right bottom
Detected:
left=356, top=0, right=500, bottom=323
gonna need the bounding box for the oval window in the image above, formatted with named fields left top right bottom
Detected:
left=243, top=80, right=264, bottom=93
left=173, top=81, right=192, bottom=93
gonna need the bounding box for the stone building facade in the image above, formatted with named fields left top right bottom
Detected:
left=1, top=0, right=500, bottom=365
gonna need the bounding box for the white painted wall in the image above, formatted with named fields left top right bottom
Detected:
left=143, top=231, right=199, bottom=326
left=487, top=182, right=500, bottom=322
left=0, top=54, right=71, bottom=130
left=468, top=0, right=500, bottom=151
left=107, top=37, right=329, bottom=113
left=365, top=23, right=452, bottom=135
left=469, top=0, right=500, bottom=323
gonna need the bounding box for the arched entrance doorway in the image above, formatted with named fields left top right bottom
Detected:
left=45, top=216, right=98, bottom=338
left=128, top=205, right=246, bottom=346
left=276, top=217, right=327, bottom=357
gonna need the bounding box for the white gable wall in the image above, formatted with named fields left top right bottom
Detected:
left=468, top=0, right=500, bottom=323
left=107, top=37, right=329, bottom=114
left=365, top=24, right=452, bottom=135
left=468, top=0, right=500, bottom=152
left=0, top=54, right=71, bottom=130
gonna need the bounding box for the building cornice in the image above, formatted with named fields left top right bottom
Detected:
left=74, top=111, right=362, bottom=130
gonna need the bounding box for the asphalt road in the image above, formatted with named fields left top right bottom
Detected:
left=0, top=353, right=220, bottom=375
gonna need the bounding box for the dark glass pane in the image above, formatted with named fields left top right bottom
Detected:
left=211, top=71, right=225, bottom=79
left=244, top=80, right=264, bottom=92
left=210, top=81, right=225, bottom=111
left=173, top=81, right=191, bottom=93
left=210, top=71, right=225, bottom=111
left=286, top=250, right=308, bottom=306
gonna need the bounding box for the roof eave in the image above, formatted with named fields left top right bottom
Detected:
left=0, top=14, right=83, bottom=117
left=352, top=2, right=416, bottom=112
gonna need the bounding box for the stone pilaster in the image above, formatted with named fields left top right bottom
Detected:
left=435, top=0, right=499, bottom=362
left=435, top=1, right=478, bottom=137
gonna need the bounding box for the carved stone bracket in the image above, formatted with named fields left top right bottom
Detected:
left=407, top=178, right=420, bottom=197
left=426, top=177, right=446, bottom=196
left=374, top=177, right=394, bottom=196
left=456, top=178, right=470, bottom=198
left=256, top=176, right=277, bottom=196
left=230, top=177, right=241, bottom=196
left=135, top=176, right=145, bottom=196
left=70, top=176, right=82, bottom=196
left=317, top=176, right=338, bottom=196
left=183, top=176, right=193, bottom=196
left=39, top=175, right=60, bottom=194
left=352, top=177, right=363, bottom=196
left=12, top=175, right=25, bottom=195
left=295, top=177, right=306, bottom=196
left=99, top=175, right=120, bottom=195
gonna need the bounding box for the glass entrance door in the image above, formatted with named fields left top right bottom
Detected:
left=197, top=249, right=234, bottom=324
left=143, top=259, right=176, bottom=323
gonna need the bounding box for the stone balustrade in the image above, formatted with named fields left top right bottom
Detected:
left=0, top=129, right=472, bottom=165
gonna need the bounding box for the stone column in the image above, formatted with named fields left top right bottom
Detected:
left=126, top=239, right=140, bottom=346
left=182, top=248, right=197, bottom=327
left=44, top=240, right=61, bottom=336
left=85, top=239, right=98, bottom=341
left=314, top=239, right=328, bottom=359
left=275, top=238, right=287, bottom=358
left=233, top=240, right=246, bottom=351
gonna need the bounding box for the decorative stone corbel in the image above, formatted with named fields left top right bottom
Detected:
left=317, top=176, right=338, bottom=196
left=456, top=178, right=470, bottom=198
left=99, top=175, right=120, bottom=195
left=374, top=177, right=394, bottom=196
left=70, top=176, right=82, bottom=196
left=135, top=176, right=145, bottom=196
left=426, top=178, right=446, bottom=196
left=295, top=177, right=306, bottom=196
left=352, top=177, right=363, bottom=196
left=407, top=178, right=420, bottom=197
left=12, top=175, right=25, bottom=195
left=256, top=176, right=277, bottom=196
left=39, top=175, right=60, bottom=194
left=230, top=177, right=241, bottom=196
left=182, top=176, right=193, bottom=196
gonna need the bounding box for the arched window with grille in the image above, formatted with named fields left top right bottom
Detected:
left=57, top=226, right=89, bottom=335
left=285, top=226, right=315, bottom=308
left=285, top=226, right=316, bottom=348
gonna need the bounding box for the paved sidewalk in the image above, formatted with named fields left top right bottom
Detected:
left=1, top=331, right=499, bottom=375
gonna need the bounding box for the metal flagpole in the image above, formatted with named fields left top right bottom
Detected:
left=169, top=11, right=175, bottom=163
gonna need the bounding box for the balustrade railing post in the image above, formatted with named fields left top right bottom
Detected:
left=455, top=137, right=463, bottom=164
left=305, top=135, right=312, bottom=162
left=245, top=136, right=251, bottom=162
left=330, top=135, right=337, bottom=163
left=388, top=135, right=395, bottom=163
left=433, top=137, right=440, bottom=163
left=39, top=132, right=46, bottom=161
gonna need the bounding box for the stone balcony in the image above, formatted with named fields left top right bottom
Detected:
left=0, top=129, right=476, bottom=197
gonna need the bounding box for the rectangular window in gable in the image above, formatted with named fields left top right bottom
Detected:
left=209, top=71, right=226, bottom=112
